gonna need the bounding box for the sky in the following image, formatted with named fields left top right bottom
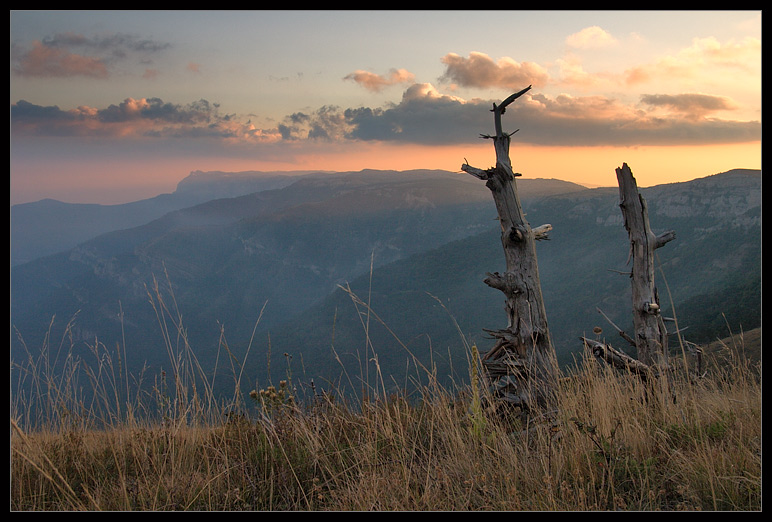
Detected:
left=10, top=10, right=762, bottom=205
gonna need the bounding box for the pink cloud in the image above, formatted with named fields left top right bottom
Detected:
left=344, top=68, right=415, bottom=92
left=640, top=93, right=739, bottom=120
left=439, top=52, right=549, bottom=90
left=624, top=36, right=761, bottom=85
left=565, top=26, right=618, bottom=49
left=13, top=40, right=108, bottom=78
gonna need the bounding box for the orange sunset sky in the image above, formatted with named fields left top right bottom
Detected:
left=10, top=10, right=761, bottom=205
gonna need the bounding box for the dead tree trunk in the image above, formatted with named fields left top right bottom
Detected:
left=581, top=164, right=676, bottom=382
left=615, top=163, right=675, bottom=368
left=461, top=86, right=558, bottom=412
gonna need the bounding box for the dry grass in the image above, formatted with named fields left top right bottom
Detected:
left=10, top=279, right=761, bottom=511
left=11, top=338, right=761, bottom=511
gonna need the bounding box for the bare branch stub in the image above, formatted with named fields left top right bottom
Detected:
left=492, top=85, right=531, bottom=140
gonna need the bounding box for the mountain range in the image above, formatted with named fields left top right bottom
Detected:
left=10, top=167, right=761, bottom=399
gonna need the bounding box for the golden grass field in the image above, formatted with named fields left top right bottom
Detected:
left=11, top=315, right=760, bottom=511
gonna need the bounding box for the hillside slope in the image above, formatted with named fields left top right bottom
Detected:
left=11, top=168, right=760, bottom=398
left=262, top=169, right=761, bottom=390
left=12, top=172, right=585, bottom=380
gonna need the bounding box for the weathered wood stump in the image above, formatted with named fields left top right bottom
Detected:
left=582, top=163, right=676, bottom=380
left=616, top=163, right=674, bottom=368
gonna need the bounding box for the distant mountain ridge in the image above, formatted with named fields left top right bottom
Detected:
left=11, top=170, right=316, bottom=266
left=10, top=167, right=760, bottom=398
left=11, top=169, right=586, bottom=266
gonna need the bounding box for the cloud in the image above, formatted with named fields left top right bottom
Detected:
left=97, top=97, right=213, bottom=124
left=12, top=40, right=109, bottom=78
left=565, top=26, right=618, bottom=49
left=40, top=31, right=171, bottom=54
left=11, top=83, right=760, bottom=151
left=11, top=97, right=284, bottom=143
left=509, top=92, right=758, bottom=146
left=11, top=32, right=171, bottom=79
left=344, top=68, right=416, bottom=92
left=439, top=52, right=549, bottom=90
left=553, top=56, right=606, bottom=90
left=278, top=106, right=352, bottom=141
left=624, top=36, right=760, bottom=85
left=344, top=83, right=482, bottom=144
left=683, top=36, right=761, bottom=69
left=640, top=93, right=739, bottom=120
left=342, top=85, right=759, bottom=147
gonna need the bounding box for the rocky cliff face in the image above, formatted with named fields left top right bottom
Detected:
left=646, top=169, right=760, bottom=222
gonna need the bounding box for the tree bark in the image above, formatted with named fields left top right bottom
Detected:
left=615, top=163, right=675, bottom=368
left=461, top=86, right=558, bottom=411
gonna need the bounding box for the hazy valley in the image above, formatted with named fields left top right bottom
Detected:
left=11, top=167, right=761, bottom=399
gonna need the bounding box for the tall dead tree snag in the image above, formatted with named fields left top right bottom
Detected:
left=584, top=163, right=676, bottom=376
left=616, top=163, right=674, bottom=368
left=461, top=86, right=558, bottom=412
